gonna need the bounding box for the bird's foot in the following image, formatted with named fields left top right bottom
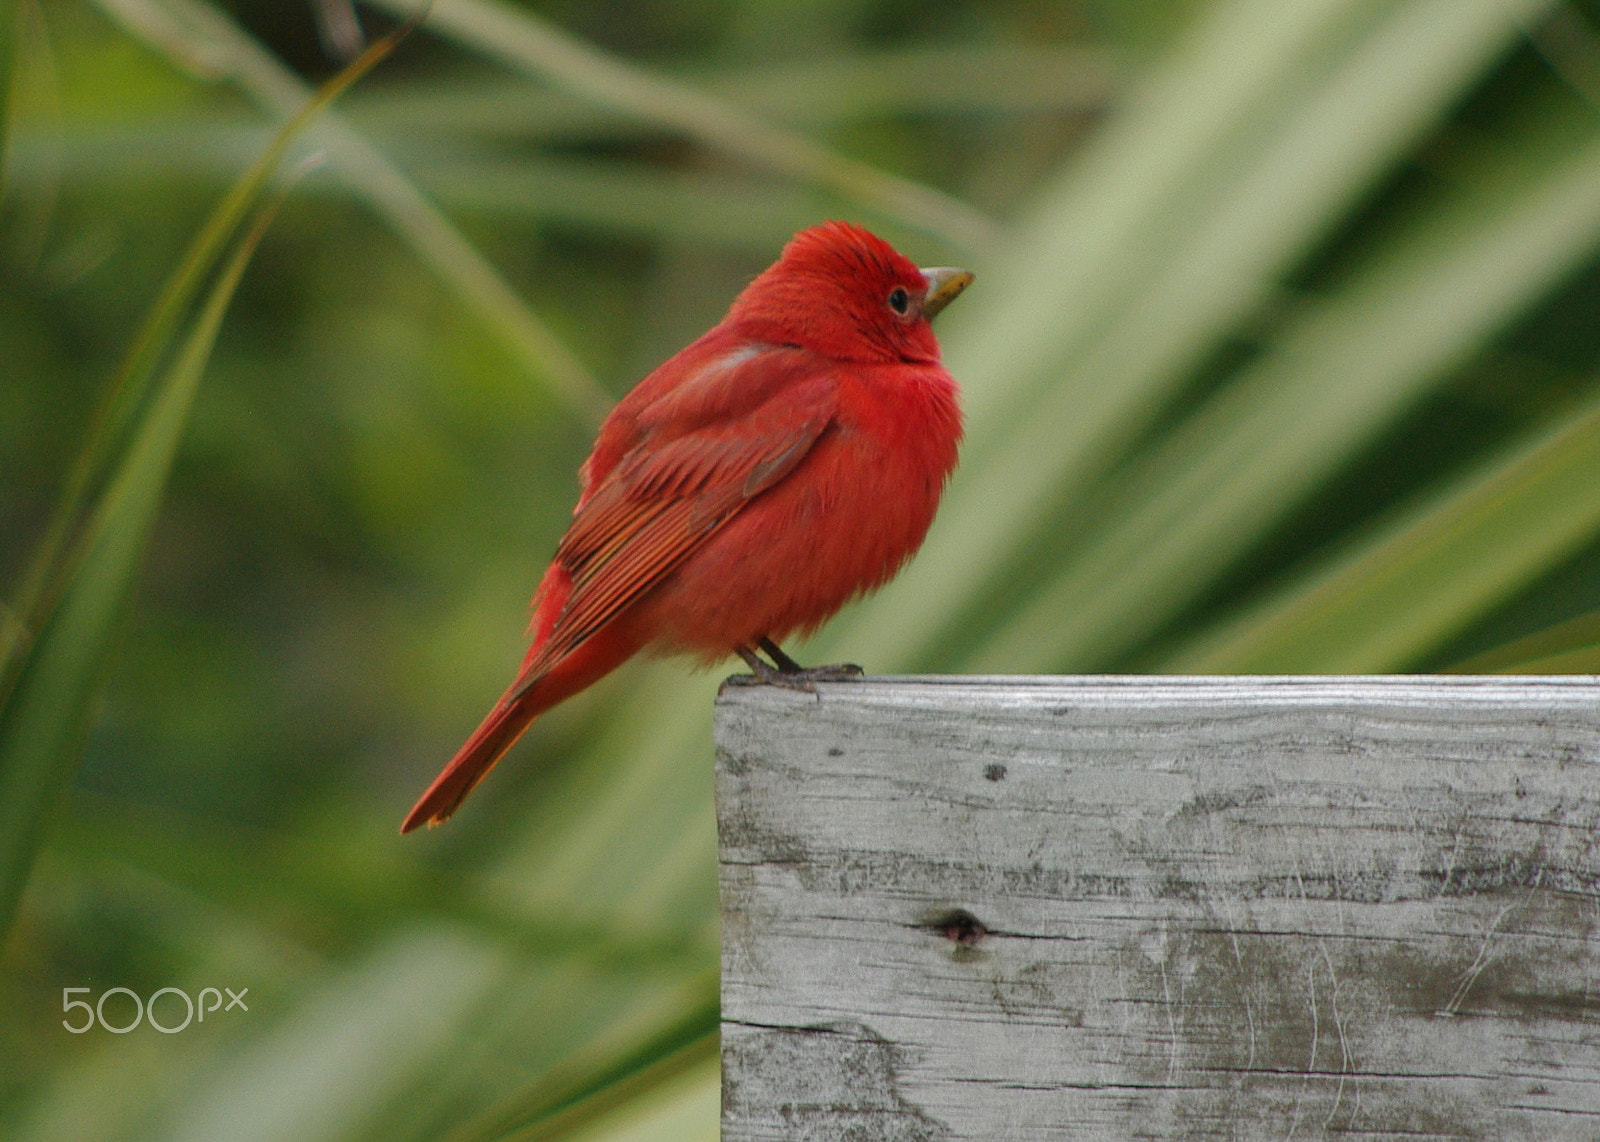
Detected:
left=728, top=642, right=864, bottom=694
left=759, top=636, right=864, bottom=684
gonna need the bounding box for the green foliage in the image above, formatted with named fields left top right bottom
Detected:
left=7, top=0, right=1600, bottom=1139
left=0, top=177, right=289, bottom=939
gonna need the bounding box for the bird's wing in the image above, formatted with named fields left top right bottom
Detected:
left=522, top=347, right=838, bottom=678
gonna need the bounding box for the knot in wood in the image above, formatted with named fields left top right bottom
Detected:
left=927, top=908, right=987, bottom=945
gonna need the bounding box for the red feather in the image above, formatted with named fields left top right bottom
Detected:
left=402, top=222, right=967, bottom=832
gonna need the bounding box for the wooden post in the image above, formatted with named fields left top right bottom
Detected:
left=714, top=676, right=1600, bottom=1140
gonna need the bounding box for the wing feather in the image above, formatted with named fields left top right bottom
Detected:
left=519, top=348, right=837, bottom=684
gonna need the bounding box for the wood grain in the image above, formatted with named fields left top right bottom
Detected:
left=714, top=676, right=1600, bottom=1140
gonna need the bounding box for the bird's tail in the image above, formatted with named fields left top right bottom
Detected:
left=400, top=626, right=637, bottom=833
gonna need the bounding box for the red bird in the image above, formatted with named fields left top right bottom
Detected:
left=402, top=221, right=971, bottom=832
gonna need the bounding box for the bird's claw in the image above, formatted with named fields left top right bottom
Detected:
left=728, top=644, right=865, bottom=696
left=783, top=662, right=864, bottom=684
left=765, top=665, right=864, bottom=694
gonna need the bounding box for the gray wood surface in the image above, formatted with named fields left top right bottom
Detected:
left=713, top=676, right=1600, bottom=1141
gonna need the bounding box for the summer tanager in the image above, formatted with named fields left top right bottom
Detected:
left=402, top=221, right=971, bottom=832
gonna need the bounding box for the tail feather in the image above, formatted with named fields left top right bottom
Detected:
left=400, top=623, right=641, bottom=833
left=400, top=680, right=541, bottom=833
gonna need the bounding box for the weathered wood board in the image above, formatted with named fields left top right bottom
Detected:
left=714, top=676, right=1600, bottom=1141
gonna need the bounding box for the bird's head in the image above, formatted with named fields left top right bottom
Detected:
left=728, top=221, right=972, bottom=364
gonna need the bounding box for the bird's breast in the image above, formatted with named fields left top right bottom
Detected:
left=637, top=362, right=962, bottom=657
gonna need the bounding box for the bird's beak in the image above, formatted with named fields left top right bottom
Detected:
left=919, top=266, right=974, bottom=319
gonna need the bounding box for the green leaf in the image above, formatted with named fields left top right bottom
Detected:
left=457, top=990, right=717, bottom=1142
left=93, top=0, right=613, bottom=425
left=362, top=0, right=998, bottom=251
left=967, top=47, right=1600, bottom=674
left=0, top=180, right=286, bottom=938
left=1448, top=608, right=1600, bottom=673
left=345, top=42, right=1117, bottom=133
left=4, top=128, right=818, bottom=252
left=808, top=0, right=1556, bottom=673
left=0, top=17, right=414, bottom=940
left=0, top=0, right=19, bottom=202
left=1161, top=388, right=1600, bottom=672
left=0, top=10, right=410, bottom=694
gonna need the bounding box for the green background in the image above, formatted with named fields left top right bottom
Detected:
left=7, top=0, right=1600, bottom=1137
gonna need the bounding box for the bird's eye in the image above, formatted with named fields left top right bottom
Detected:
left=887, top=286, right=910, bottom=315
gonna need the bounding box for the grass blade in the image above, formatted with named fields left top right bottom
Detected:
left=972, top=108, right=1600, bottom=674
left=447, top=983, right=718, bottom=1142
left=95, top=0, right=611, bottom=424
left=487, top=1041, right=718, bottom=1142
left=5, top=40, right=1116, bottom=195
left=346, top=42, right=1117, bottom=135
left=0, top=177, right=296, bottom=939
left=1447, top=609, right=1600, bottom=673
left=5, top=127, right=819, bottom=254
left=0, top=14, right=410, bottom=696
left=806, top=0, right=1546, bottom=672
left=159, top=928, right=514, bottom=1142
left=1161, top=388, right=1600, bottom=672
left=362, top=0, right=998, bottom=251
left=0, top=0, right=22, bottom=203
